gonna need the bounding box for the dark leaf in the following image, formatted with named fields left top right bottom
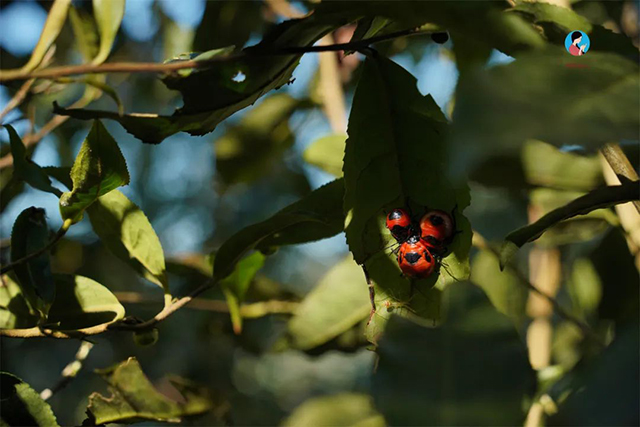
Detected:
left=0, top=372, right=60, bottom=427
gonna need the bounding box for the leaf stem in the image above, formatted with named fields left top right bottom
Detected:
left=0, top=27, right=430, bottom=82
left=600, top=143, right=640, bottom=213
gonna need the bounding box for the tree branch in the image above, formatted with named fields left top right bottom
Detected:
left=600, top=143, right=640, bottom=213
left=40, top=341, right=94, bottom=400
left=0, top=27, right=429, bottom=82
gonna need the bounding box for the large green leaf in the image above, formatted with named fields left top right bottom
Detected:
left=91, top=0, right=125, bottom=65
left=85, top=358, right=211, bottom=424
left=452, top=49, right=640, bottom=172
left=214, top=93, right=305, bottom=186
left=217, top=252, right=265, bottom=334
left=284, top=393, right=385, bottom=427
left=10, top=207, right=55, bottom=318
left=0, top=372, right=60, bottom=427
left=214, top=178, right=344, bottom=281
left=5, top=125, right=61, bottom=197
left=288, top=256, right=370, bottom=350
left=372, top=283, right=535, bottom=426
left=0, top=275, right=39, bottom=329
left=59, top=120, right=130, bottom=224
left=343, top=56, right=471, bottom=341
left=46, top=275, right=125, bottom=330
left=87, top=190, right=168, bottom=292
left=54, top=13, right=356, bottom=143
left=303, top=134, right=347, bottom=177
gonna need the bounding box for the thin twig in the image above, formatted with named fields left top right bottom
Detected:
left=0, top=79, right=35, bottom=122
left=0, top=28, right=427, bottom=83
left=600, top=143, right=640, bottom=213
left=0, top=221, right=70, bottom=275
left=40, top=341, right=94, bottom=400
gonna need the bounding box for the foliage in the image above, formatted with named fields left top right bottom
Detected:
left=0, top=0, right=638, bottom=426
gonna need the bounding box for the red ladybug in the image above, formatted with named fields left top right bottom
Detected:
left=419, top=209, right=455, bottom=249
left=386, top=208, right=413, bottom=243
left=397, top=235, right=436, bottom=278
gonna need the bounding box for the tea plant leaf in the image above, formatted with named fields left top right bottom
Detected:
left=0, top=275, right=39, bottom=329
left=91, top=0, right=125, bottom=65
left=87, top=190, right=168, bottom=292
left=0, top=372, right=60, bottom=427
left=59, top=120, right=129, bottom=224
left=284, top=393, right=385, bottom=427
left=303, top=134, right=347, bottom=177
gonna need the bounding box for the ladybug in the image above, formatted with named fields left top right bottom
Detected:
left=397, top=235, right=436, bottom=279
left=386, top=208, right=413, bottom=243
left=419, top=209, right=455, bottom=249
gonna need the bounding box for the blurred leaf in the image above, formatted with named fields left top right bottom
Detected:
left=5, top=125, right=61, bottom=196
left=303, top=134, right=347, bottom=177
left=289, top=256, right=370, bottom=350
left=218, top=252, right=265, bottom=334
left=215, top=94, right=304, bottom=186
left=343, top=56, right=471, bottom=338
left=85, top=357, right=211, bottom=424
left=55, top=14, right=355, bottom=143
left=500, top=181, right=637, bottom=267
left=91, top=0, right=125, bottom=65
left=69, top=5, right=99, bottom=62
left=522, top=140, right=603, bottom=191
left=549, top=323, right=639, bottom=426
left=453, top=49, right=640, bottom=172
left=0, top=275, right=39, bottom=329
left=10, top=207, right=55, bottom=317
left=0, top=372, right=60, bottom=427
left=512, top=1, right=639, bottom=60
left=347, top=17, right=391, bottom=54
left=16, top=0, right=71, bottom=74
left=87, top=190, right=168, bottom=292
left=284, top=393, right=385, bottom=427
left=193, top=1, right=263, bottom=51
left=214, top=178, right=344, bottom=280
left=470, top=250, right=527, bottom=326
left=46, top=274, right=125, bottom=330
left=373, top=283, right=535, bottom=426
left=59, top=120, right=130, bottom=224
left=566, top=258, right=601, bottom=321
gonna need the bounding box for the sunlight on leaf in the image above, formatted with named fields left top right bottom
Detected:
left=0, top=372, right=60, bottom=427
left=91, top=0, right=125, bottom=65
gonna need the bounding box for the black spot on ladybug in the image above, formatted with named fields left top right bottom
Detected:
left=424, top=252, right=432, bottom=262
left=405, top=252, right=421, bottom=264
left=431, top=32, right=449, bottom=44
left=424, top=235, right=441, bottom=247
left=430, top=215, right=444, bottom=226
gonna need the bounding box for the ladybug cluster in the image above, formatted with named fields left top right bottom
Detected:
left=385, top=208, right=456, bottom=279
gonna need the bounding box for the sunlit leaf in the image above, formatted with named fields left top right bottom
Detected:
left=373, top=283, right=535, bottom=426
left=214, top=178, right=344, bottom=280
left=59, top=120, right=129, bottom=224
left=5, top=125, right=61, bottom=197
left=217, top=252, right=265, bottom=334
left=303, top=134, right=347, bottom=177
left=0, top=372, right=60, bottom=427
left=69, top=5, right=99, bottom=62
left=85, top=358, right=211, bottom=424
left=284, top=393, right=385, bottom=427
left=289, top=256, right=370, bottom=349
left=91, top=0, right=125, bottom=65
left=0, top=275, right=39, bottom=329
left=87, top=190, right=168, bottom=292
left=10, top=207, right=55, bottom=317
left=452, top=49, right=640, bottom=173
left=343, top=56, right=471, bottom=339
left=46, top=274, right=125, bottom=330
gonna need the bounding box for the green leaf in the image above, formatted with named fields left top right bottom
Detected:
left=69, top=5, right=99, bottom=62
left=214, top=178, right=344, bottom=281
left=303, top=134, right=347, bottom=177
left=288, top=256, right=371, bottom=349
left=59, top=120, right=130, bottom=224
left=218, top=252, right=265, bottom=334
left=343, top=56, right=471, bottom=338
left=4, top=125, right=62, bottom=197
left=0, top=275, right=39, bottom=329
left=91, top=0, right=125, bottom=65
left=500, top=181, right=637, bottom=268
left=10, top=207, right=55, bottom=317
left=87, top=190, right=168, bottom=292
left=372, top=283, right=535, bottom=426
left=452, top=49, right=640, bottom=172
left=522, top=140, right=603, bottom=191
left=85, top=357, right=211, bottom=424
left=17, top=0, right=71, bottom=73
left=284, top=393, right=385, bottom=427
left=42, top=166, right=72, bottom=190
left=46, top=274, right=125, bottom=330
left=54, top=13, right=356, bottom=143
left=0, top=372, right=60, bottom=427
left=215, top=94, right=305, bottom=186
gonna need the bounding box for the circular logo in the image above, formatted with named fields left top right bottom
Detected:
left=565, top=31, right=590, bottom=56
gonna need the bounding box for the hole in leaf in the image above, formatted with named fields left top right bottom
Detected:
left=231, top=71, right=246, bottom=83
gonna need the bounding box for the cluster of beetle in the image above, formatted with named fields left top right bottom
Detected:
left=384, top=207, right=457, bottom=279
